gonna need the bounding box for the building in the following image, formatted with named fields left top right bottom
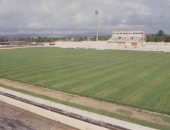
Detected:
left=108, top=31, right=146, bottom=47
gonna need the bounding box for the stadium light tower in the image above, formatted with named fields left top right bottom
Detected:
left=95, top=10, right=99, bottom=41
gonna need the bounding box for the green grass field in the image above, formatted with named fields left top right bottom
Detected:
left=0, top=48, right=170, bottom=114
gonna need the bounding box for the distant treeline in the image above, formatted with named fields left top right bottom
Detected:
left=0, top=35, right=111, bottom=43
left=146, top=30, right=170, bottom=42
left=1, top=30, right=170, bottom=43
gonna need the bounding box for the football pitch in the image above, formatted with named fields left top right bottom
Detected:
left=0, top=48, right=170, bottom=114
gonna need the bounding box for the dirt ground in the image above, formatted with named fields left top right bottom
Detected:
left=0, top=78, right=170, bottom=128
left=0, top=101, right=78, bottom=130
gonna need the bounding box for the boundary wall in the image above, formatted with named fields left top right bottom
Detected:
left=43, top=41, right=170, bottom=52
left=1, top=41, right=170, bottom=53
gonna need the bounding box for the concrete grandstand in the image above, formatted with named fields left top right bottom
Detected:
left=108, top=31, right=146, bottom=48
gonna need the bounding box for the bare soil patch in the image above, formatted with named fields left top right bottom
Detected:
left=0, top=101, right=78, bottom=130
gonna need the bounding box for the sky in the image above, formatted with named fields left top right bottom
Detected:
left=0, top=0, right=170, bottom=35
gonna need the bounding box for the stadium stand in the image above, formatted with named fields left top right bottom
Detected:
left=108, top=31, right=146, bottom=43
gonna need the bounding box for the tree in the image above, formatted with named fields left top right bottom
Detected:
left=158, top=30, right=164, bottom=37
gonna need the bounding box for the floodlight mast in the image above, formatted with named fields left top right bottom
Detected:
left=95, top=10, right=99, bottom=41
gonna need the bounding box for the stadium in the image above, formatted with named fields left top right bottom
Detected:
left=0, top=1, right=170, bottom=130
left=1, top=36, right=170, bottom=130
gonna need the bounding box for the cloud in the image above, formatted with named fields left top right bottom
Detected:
left=0, top=0, right=169, bottom=34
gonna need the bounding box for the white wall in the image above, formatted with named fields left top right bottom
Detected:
left=49, top=41, right=170, bottom=52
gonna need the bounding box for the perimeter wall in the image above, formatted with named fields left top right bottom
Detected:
left=43, top=41, right=170, bottom=52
